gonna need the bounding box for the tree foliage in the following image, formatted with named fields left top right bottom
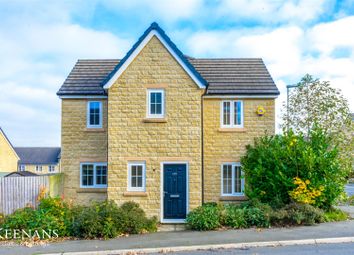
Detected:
left=282, top=74, right=353, bottom=176
left=241, top=128, right=348, bottom=210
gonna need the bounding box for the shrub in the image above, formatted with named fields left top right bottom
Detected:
left=323, top=208, right=348, bottom=222
left=244, top=207, right=270, bottom=228
left=70, top=205, right=104, bottom=238
left=117, top=201, right=158, bottom=234
left=241, top=128, right=347, bottom=209
left=186, top=203, right=222, bottom=231
left=2, top=207, right=37, bottom=230
left=0, top=198, right=158, bottom=240
left=224, top=205, right=247, bottom=229
left=270, top=203, right=324, bottom=226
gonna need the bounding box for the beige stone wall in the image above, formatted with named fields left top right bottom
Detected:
left=19, top=164, right=60, bottom=174
left=203, top=98, right=275, bottom=202
left=0, top=131, right=18, bottom=172
left=107, top=36, right=203, bottom=218
left=61, top=99, right=108, bottom=204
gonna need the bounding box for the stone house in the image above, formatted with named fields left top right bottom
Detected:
left=0, top=127, right=19, bottom=175
left=57, top=23, right=279, bottom=223
left=0, top=127, right=61, bottom=175
left=14, top=147, right=61, bottom=174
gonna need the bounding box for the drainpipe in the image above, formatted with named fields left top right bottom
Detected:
left=201, top=92, right=205, bottom=205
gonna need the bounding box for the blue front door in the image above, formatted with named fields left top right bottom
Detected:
left=163, top=164, right=187, bottom=220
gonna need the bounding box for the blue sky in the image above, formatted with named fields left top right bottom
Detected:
left=0, top=0, right=353, bottom=146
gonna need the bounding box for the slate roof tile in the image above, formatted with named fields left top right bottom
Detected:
left=57, top=58, right=279, bottom=96
left=14, top=147, right=61, bottom=165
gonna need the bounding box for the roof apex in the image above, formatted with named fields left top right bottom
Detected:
left=102, top=22, right=207, bottom=89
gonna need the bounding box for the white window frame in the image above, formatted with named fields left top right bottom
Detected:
left=19, top=165, right=25, bottom=171
left=48, top=165, right=55, bottom=172
left=147, top=89, right=165, bottom=118
left=220, top=100, right=244, bottom=128
left=221, top=162, right=245, bottom=196
left=87, top=101, right=103, bottom=128
left=80, top=163, right=108, bottom=188
left=127, top=162, right=146, bottom=192
left=35, top=165, right=42, bottom=172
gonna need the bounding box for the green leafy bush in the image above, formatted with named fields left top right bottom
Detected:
left=186, top=203, right=222, bottom=231
left=70, top=201, right=157, bottom=238
left=0, top=198, right=157, bottom=240
left=224, top=205, right=247, bottom=228
left=244, top=207, right=270, bottom=228
left=117, top=201, right=158, bottom=234
left=241, top=128, right=347, bottom=209
left=323, top=208, right=348, bottom=222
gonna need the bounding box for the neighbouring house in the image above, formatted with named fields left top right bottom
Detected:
left=0, top=127, right=20, bottom=175
left=0, top=127, right=62, bottom=175
left=14, top=147, right=61, bottom=174
left=4, top=171, right=38, bottom=177
left=57, top=23, right=279, bottom=223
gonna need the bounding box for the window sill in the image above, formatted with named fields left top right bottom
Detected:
left=143, top=118, right=167, bottom=123
left=77, top=188, right=107, bottom=193
left=218, top=128, right=246, bottom=133
left=123, top=191, right=147, bottom=197
left=220, top=195, right=247, bottom=201
left=84, top=128, right=105, bottom=132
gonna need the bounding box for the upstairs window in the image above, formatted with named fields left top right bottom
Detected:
left=221, top=163, right=244, bottom=196
left=147, top=89, right=164, bottom=118
left=87, top=101, right=102, bottom=128
left=48, top=165, right=55, bottom=172
left=221, top=100, right=243, bottom=128
left=80, top=163, right=107, bottom=188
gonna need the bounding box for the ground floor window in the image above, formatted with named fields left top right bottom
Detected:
left=19, top=165, right=25, bottom=171
left=221, top=163, right=244, bottom=196
left=128, top=162, right=146, bottom=191
left=36, top=165, right=42, bottom=172
left=80, top=163, right=107, bottom=188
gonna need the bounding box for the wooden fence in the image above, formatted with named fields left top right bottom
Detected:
left=0, top=175, right=63, bottom=215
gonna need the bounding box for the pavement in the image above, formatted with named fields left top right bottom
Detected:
left=0, top=220, right=354, bottom=255
left=346, top=184, right=354, bottom=197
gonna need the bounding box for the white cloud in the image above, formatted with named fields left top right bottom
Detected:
left=100, top=0, right=203, bottom=22
left=186, top=15, right=354, bottom=131
left=216, top=0, right=330, bottom=24
left=0, top=19, right=131, bottom=146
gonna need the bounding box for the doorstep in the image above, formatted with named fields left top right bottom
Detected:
left=158, top=224, right=187, bottom=232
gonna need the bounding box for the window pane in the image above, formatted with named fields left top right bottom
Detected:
left=234, top=166, right=242, bottom=193
left=155, top=92, right=161, bottom=103
left=137, top=165, right=143, bottom=176
left=151, top=93, right=156, bottom=104
left=137, top=176, right=143, bottom=187
left=82, top=164, right=94, bottom=186
left=223, top=102, right=231, bottom=125
left=156, top=103, right=162, bottom=114
left=223, top=165, right=232, bottom=194
left=132, top=166, right=137, bottom=176
left=234, top=101, right=242, bottom=125
left=95, top=165, right=107, bottom=185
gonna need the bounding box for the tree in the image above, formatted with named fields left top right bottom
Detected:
left=282, top=74, right=353, bottom=176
